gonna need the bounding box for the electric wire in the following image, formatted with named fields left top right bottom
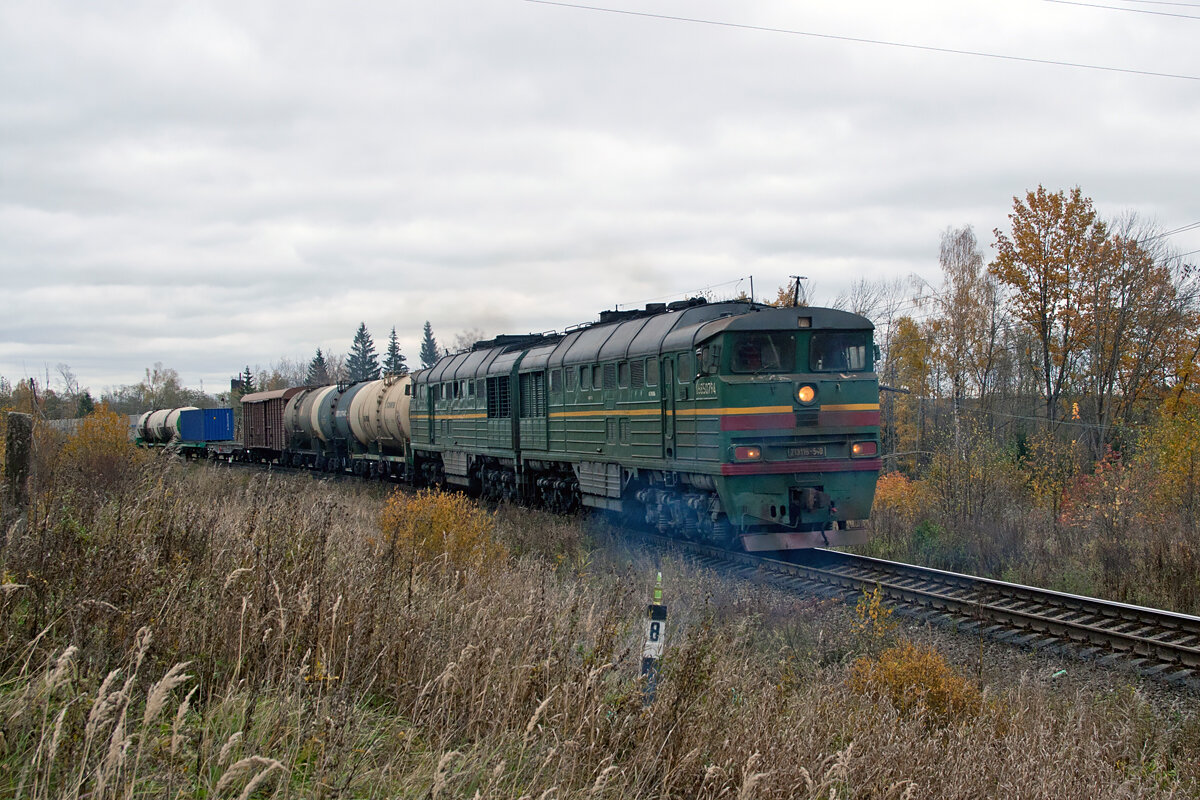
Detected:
left=524, top=0, right=1200, bottom=81
left=1113, top=0, right=1200, bottom=7
left=1044, top=0, right=1200, bottom=18
left=1146, top=219, right=1200, bottom=240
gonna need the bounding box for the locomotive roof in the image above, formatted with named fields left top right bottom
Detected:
left=413, top=302, right=873, bottom=383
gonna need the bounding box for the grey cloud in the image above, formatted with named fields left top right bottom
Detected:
left=2, top=0, right=1198, bottom=392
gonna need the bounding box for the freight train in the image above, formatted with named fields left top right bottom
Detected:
left=138, top=298, right=882, bottom=552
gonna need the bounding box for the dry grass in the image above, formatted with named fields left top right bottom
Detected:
left=0, top=435, right=1197, bottom=798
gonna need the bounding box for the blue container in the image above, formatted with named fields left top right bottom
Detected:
left=179, top=408, right=235, bottom=442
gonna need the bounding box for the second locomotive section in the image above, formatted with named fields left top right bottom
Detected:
left=410, top=299, right=881, bottom=552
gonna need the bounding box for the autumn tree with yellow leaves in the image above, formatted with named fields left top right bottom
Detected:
left=990, top=186, right=1108, bottom=427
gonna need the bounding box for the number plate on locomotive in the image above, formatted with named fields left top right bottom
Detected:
left=787, top=446, right=825, bottom=459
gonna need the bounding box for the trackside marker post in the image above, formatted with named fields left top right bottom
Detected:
left=641, top=571, right=667, bottom=705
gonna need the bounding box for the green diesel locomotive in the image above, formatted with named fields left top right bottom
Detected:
left=409, top=298, right=880, bottom=552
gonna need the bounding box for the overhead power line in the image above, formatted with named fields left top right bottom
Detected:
left=1108, top=0, right=1200, bottom=7
left=523, top=0, right=1200, bottom=81
left=1147, top=219, right=1200, bottom=239
left=1045, top=0, right=1200, bottom=18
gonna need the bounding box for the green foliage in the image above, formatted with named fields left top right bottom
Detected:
left=306, top=347, right=331, bottom=385
left=383, top=326, right=408, bottom=375
left=346, top=322, right=381, bottom=382
left=420, top=320, right=439, bottom=368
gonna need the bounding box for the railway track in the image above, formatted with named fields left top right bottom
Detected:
left=650, top=535, right=1200, bottom=688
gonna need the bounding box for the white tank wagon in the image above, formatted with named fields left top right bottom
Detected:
left=346, top=375, right=412, bottom=453
left=347, top=379, right=385, bottom=447
left=144, top=407, right=198, bottom=443
left=135, top=411, right=154, bottom=441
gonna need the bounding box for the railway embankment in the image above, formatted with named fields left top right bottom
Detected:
left=0, top=420, right=1197, bottom=797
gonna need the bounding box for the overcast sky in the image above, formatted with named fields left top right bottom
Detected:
left=2, top=0, right=1197, bottom=397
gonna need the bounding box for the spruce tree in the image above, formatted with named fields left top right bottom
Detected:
left=420, top=321, right=439, bottom=369
left=383, top=326, right=407, bottom=375
left=75, top=391, right=95, bottom=417
left=241, top=365, right=255, bottom=393
left=307, top=348, right=331, bottom=385
left=346, top=323, right=381, bottom=382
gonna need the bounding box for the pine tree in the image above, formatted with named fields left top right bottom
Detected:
left=241, top=365, right=255, bottom=393
left=346, top=323, right=381, bottom=382
left=383, top=326, right=407, bottom=375
left=307, top=348, right=331, bottom=385
left=75, top=391, right=95, bottom=417
left=420, top=321, right=439, bottom=369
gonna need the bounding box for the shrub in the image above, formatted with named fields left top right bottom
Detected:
left=873, top=471, right=930, bottom=524
left=848, top=640, right=981, bottom=722
left=377, top=488, right=507, bottom=574
left=850, top=585, right=897, bottom=651
left=56, top=404, right=142, bottom=494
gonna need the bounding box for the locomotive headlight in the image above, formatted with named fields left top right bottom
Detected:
left=733, top=445, right=762, bottom=461
left=796, top=383, right=817, bottom=405
left=851, top=441, right=878, bottom=458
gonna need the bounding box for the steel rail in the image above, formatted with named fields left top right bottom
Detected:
left=650, top=535, right=1200, bottom=685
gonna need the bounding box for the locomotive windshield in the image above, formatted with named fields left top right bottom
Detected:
left=810, top=331, right=872, bottom=372
left=729, top=332, right=796, bottom=374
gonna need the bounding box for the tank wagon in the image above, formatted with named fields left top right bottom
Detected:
left=140, top=299, right=880, bottom=552
left=272, top=376, right=413, bottom=475
left=409, top=299, right=880, bottom=551
left=134, top=407, right=234, bottom=456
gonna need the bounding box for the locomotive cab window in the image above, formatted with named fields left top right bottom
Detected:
left=729, top=333, right=796, bottom=374
left=810, top=331, right=871, bottom=372
left=697, top=343, right=721, bottom=376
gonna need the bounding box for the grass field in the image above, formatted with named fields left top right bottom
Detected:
left=1, top=418, right=1198, bottom=798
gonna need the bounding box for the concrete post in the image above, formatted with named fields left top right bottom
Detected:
left=641, top=571, right=667, bottom=705
left=4, top=412, right=33, bottom=513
